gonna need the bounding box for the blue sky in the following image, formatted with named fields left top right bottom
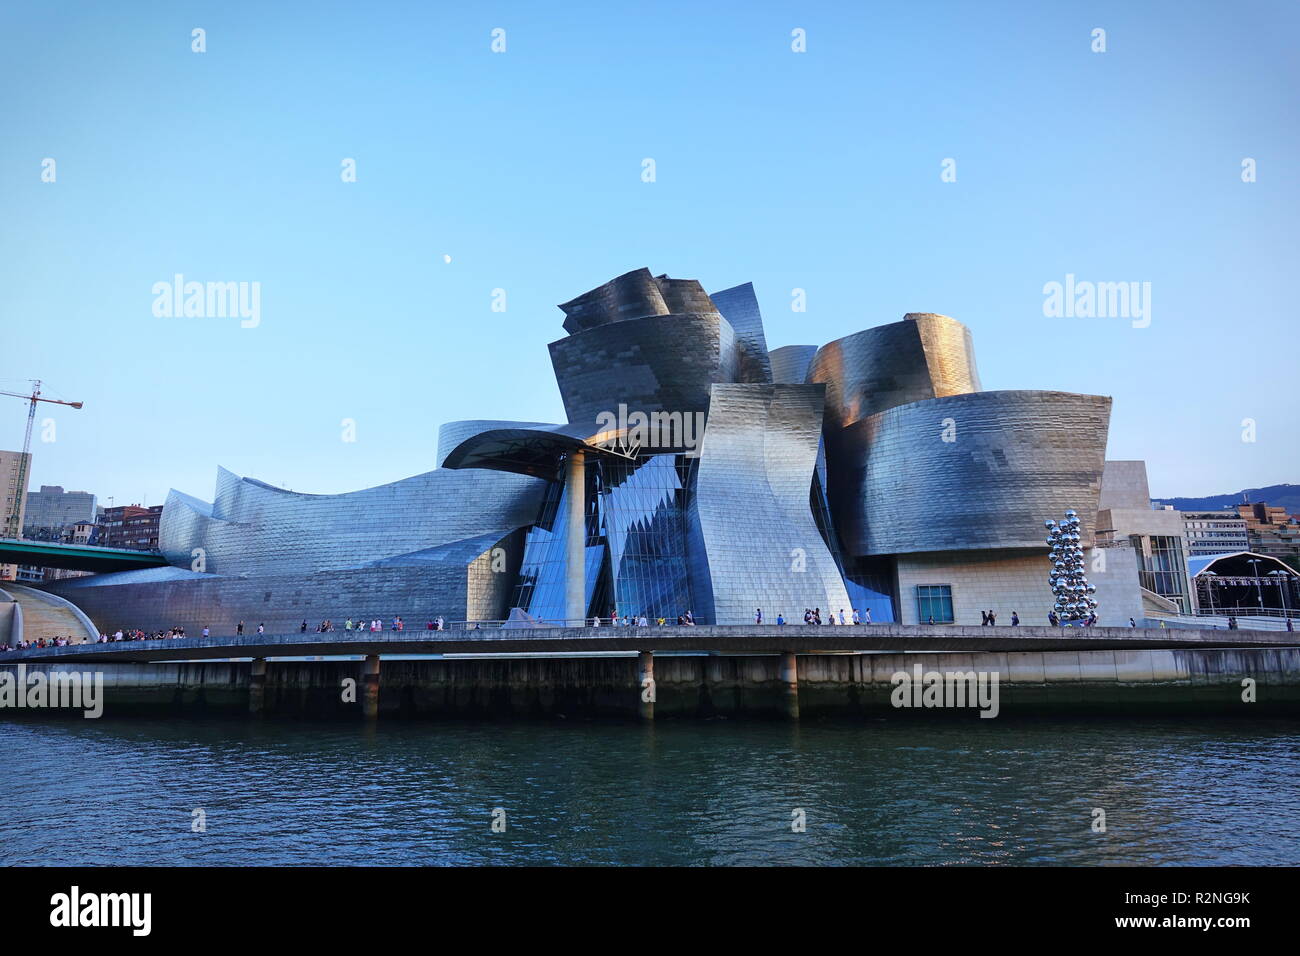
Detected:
left=1, top=0, right=1296, bottom=508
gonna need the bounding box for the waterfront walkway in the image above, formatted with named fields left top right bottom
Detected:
left=4, top=623, right=1296, bottom=664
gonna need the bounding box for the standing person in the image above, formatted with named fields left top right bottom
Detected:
left=1048, top=610, right=1059, bottom=626
left=1010, top=611, right=1019, bottom=627
left=777, top=613, right=785, bottom=626
left=755, top=608, right=763, bottom=624
left=202, top=625, right=210, bottom=638
left=1287, top=618, right=1294, bottom=633
left=257, top=623, right=265, bottom=635
left=685, top=610, right=695, bottom=625
left=839, top=609, right=847, bottom=627
left=863, top=607, right=872, bottom=624
left=300, top=620, right=308, bottom=633
left=236, top=621, right=244, bottom=636
left=852, top=608, right=861, bottom=625
left=813, top=608, right=822, bottom=625
left=927, top=614, right=934, bottom=625
left=988, top=610, right=996, bottom=626
left=1129, top=617, right=1136, bottom=627
left=981, top=610, right=989, bottom=626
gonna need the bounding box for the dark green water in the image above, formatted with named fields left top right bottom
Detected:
left=2, top=717, right=1297, bottom=866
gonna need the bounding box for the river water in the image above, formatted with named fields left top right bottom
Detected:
left=2, top=717, right=1296, bottom=866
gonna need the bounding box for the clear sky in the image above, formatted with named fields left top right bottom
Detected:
left=1, top=0, right=1296, bottom=509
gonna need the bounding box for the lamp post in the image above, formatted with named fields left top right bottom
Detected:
left=1269, top=569, right=1291, bottom=617
left=1246, top=558, right=1264, bottom=614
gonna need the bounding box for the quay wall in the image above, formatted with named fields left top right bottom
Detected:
left=3, top=646, right=1299, bottom=719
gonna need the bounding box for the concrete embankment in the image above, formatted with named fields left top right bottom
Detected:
left=3, top=646, right=1299, bottom=719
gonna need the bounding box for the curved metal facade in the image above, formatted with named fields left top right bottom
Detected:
left=159, top=467, right=545, bottom=576
left=809, top=313, right=981, bottom=428
left=437, top=420, right=554, bottom=468
left=548, top=311, right=744, bottom=425
left=687, top=383, right=851, bottom=624
left=830, top=390, right=1111, bottom=557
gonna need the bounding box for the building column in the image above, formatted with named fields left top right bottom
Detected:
left=638, top=650, right=655, bottom=721
left=362, top=654, right=380, bottom=720
left=248, top=658, right=267, bottom=716
left=779, top=651, right=799, bottom=719
left=565, top=449, right=586, bottom=626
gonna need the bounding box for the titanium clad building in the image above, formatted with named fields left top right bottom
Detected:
left=44, top=267, right=1128, bottom=633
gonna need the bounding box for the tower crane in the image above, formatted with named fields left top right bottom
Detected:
left=0, top=381, right=84, bottom=540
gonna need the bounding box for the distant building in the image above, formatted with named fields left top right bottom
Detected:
left=23, top=485, right=97, bottom=536
left=0, top=449, right=32, bottom=581
left=97, top=504, right=163, bottom=551
left=1237, top=503, right=1300, bottom=565
left=1181, top=511, right=1250, bottom=557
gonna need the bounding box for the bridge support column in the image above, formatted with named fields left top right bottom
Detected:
left=779, top=651, right=799, bottom=719
left=637, top=650, right=655, bottom=721
left=362, top=654, right=380, bottom=720
left=565, top=449, right=586, bottom=626
left=248, top=658, right=267, bottom=716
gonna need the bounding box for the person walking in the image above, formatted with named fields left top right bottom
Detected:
left=1010, top=611, right=1019, bottom=627
left=988, top=610, right=996, bottom=626
left=1129, top=617, right=1136, bottom=627
left=755, top=608, right=763, bottom=624
left=300, top=619, right=308, bottom=633
left=981, top=610, right=989, bottom=626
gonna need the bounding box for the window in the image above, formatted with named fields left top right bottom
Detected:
left=916, top=585, right=954, bottom=624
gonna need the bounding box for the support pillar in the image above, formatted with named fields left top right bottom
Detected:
left=564, top=449, right=586, bottom=626
left=362, top=654, right=380, bottom=720
left=637, top=650, right=655, bottom=721
left=779, top=651, right=799, bottom=719
left=248, top=658, right=267, bottom=716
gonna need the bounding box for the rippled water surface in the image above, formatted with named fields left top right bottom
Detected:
left=2, top=717, right=1297, bottom=865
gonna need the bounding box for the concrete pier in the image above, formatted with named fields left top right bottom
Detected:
left=248, top=657, right=267, bottom=716
left=638, top=650, right=655, bottom=721
left=361, top=654, right=380, bottom=720
left=779, top=651, right=799, bottom=719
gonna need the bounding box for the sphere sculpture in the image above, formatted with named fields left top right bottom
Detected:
left=1045, top=510, right=1097, bottom=626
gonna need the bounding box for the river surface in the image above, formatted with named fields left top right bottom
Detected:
left=2, top=717, right=1296, bottom=866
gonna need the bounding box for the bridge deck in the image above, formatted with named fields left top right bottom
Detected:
left=3, top=624, right=1296, bottom=664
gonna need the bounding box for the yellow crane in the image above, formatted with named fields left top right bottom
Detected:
left=0, top=380, right=83, bottom=539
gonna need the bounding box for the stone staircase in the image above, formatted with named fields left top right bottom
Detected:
left=2, top=584, right=98, bottom=644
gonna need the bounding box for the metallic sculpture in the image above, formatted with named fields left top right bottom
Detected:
left=1046, top=511, right=1098, bottom=625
